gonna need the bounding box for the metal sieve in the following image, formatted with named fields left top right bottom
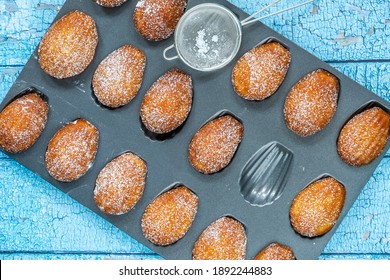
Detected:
left=163, top=0, right=315, bottom=72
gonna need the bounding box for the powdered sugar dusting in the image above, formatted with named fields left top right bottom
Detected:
left=133, top=0, right=186, bottom=41
left=38, top=11, right=98, bottom=79
left=195, top=29, right=210, bottom=55
left=189, top=115, right=244, bottom=174
left=254, top=243, right=295, bottom=260
left=176, top=5, right=241, bottom=70
left=192, top=217, right=247, bottom=260
left=337, top=107, right=390, bottom=166
left=284, top=69, right=339, bottom=137
left=141, top=186, right=198, bottom=246
left=92, top=45, right=146, bottom=108
left=140, top=69, right=192, bottom=134
left=94, top=152, right=147, bottom=215
left=136, top=0, right=145, bottom=7
left=290, top=177, right=345, bottom=237
left=232, top=42, right=291, bottom=101
left=95, top=0, right=128, bottom=8
left=0, top=93, right=48, bottom=153
left=45, top=119, right=99, bottom=182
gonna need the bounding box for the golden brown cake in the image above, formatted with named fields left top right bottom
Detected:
left=188, top=115, right=243, bottom=174
left=93, top=0, right=127, bottom=7
left=232, top=42, right=291, bottom=101
left=141, top=186, right=198, bottom=246
left=94, top=152, right=147, bottom=215
left=45, top=119, right=99, bottom=182
left=0, top=93, right=48, bottom=153
left=133, top=0, right=186, bottom=41
left=38, top=11, right=98, bottom=79
left=284, top=69, right=339, bottom=137
left=192, top=217, right=247, bottom=260
left=140, top=69, right=192, bottom=134
left=337, top=107, right=390, bottom=166
left=290, top=177, right=345, bottom=237
left=92, top=45, right=146, bottom=108
left=254, top=243, right=295, bottom=260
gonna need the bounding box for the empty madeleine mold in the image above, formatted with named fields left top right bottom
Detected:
left=239, top=141, right=293, bottom=207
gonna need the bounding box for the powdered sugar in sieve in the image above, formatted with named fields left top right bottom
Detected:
left=163, top=0, right=315, bottom=72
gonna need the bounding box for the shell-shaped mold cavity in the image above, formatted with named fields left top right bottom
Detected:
left=240, top=142, right=293, bottom=207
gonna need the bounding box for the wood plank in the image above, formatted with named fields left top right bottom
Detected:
left=0, top=0, right=389, bottom=66
left=0, top=253, right=389, bottom=260
left=0, top=158, right=152, bottom=254
left=320, top=254, right=390, bottom=260
left=324, top=158, right=390, bottom=254
left=0, top=157, right=389, bottom=255
left=239, top=0, right=390, bottom=62
left=0, top=0, right=63, bottom=66
left=0, top=253, right=163, bottom=260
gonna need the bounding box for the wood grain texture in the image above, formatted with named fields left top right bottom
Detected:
left=0, top=0, right=389, bottom=260
left=233, top=0, right=390, bottom=62
left=0, top=0, right=389, bottom=66
left=0, top=159, right=152, bottom=254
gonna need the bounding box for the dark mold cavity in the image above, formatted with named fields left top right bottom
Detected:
left=255, top=36, right=291, bottom=51
left=8, top=87, right=49, bottom=105
left=154, top=182, right=198, bottom=199
left=140, top=116, right=188, bottom=141
left=342, top=101, right=390, bottom=125
left=101, top=150, right=148, bottom=172
left=239, top=141, right=294, bottom=207
left=298, top=174, right=345, bottom=191
left=90, top=83, right=125, bottom=111
left=202, top=109, right=243, bottom=126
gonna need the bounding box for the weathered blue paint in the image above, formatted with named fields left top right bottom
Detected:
left=1, top=253, right=389, bottom=260
left=0, top=0, right=389, bottom=260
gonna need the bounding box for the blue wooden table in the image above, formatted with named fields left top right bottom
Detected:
left=0, top=0, right=389, bottom=260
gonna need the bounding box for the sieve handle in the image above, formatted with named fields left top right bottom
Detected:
left=241, top=0, right=315, bottom=27
left=163, top=44, right=179, bottom=61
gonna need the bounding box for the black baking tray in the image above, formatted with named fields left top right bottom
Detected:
left=1, top=0, right=389, bottom=260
